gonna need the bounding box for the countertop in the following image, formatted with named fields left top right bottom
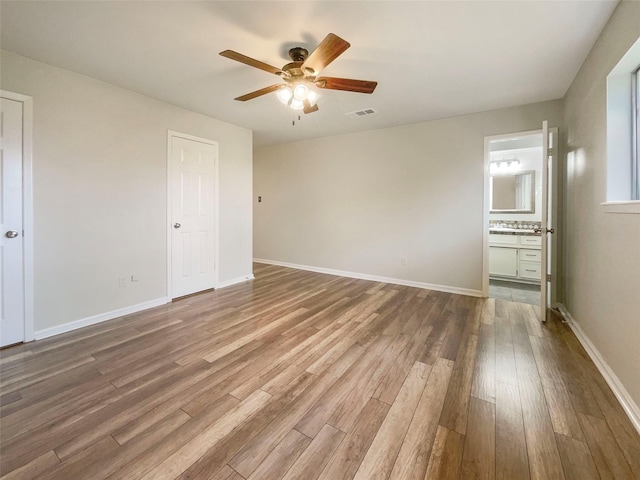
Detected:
left=489, top=228, right=541, bottom=236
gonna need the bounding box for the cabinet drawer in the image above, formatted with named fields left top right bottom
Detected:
left=489, top=234, right=518, bottom=246
left=519, top=236, right=541, bottom=247
left=519, top=249, right=541, bottom=262
left=519, top=261, right=542, bottom=279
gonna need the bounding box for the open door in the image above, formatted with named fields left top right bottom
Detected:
left=538, top=121, right=558, bottom=322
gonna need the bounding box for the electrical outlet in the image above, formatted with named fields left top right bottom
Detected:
left=401, top=257, right=407, bottom=266
left=118, top=277, right=127, bottom=287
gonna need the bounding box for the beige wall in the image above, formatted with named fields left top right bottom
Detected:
left=1, top=51, right=253, bottom=332
left=562, top=2, right=640, bottom=406
left=254, top=100, right=562, bottom=294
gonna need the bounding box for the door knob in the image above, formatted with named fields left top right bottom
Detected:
left=5, top=230, right=19, bottom=238
left=173, top=223, right=181, bottom=229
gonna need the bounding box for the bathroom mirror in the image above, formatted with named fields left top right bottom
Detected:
left=490, top=170, right=535, bottom=213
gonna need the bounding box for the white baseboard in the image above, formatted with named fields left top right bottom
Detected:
left=217, top=274, right=255, bottom=289
left=33, top=275, right=255, bottom=341
left=557, top=303, right=640, bottom=435
left=253, top=258, right=482, bottom=298
left=34, top=297, right=169, bottom=340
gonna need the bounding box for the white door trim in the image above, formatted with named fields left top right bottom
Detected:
left=482, top=128, right=543, bottom=298
left=166, top=131, right=219, bottom=300
left=1, top=90, right=34, bottom=342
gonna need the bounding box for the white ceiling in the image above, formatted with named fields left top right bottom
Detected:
left=0, top=1, right=618, bottom=147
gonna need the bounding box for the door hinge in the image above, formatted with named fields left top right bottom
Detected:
left=548, top=148, right=553, bottom=157
left=546, top=274, right=552, bottom=282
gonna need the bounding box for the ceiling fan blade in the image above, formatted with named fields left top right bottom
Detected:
left=220, top=50, right=284, bottom=76
left=301, top=33, right=350, bottom=75
left=315, top=77, right=378, bottom=94
left=234, top=84, right=286, bottom=101
left=303, top=100, right=319, bottom=114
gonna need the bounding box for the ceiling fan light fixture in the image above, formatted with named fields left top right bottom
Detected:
left=307, top=89, right=320, bottom=107
left=293, top=83, right=309, bottom=101
left=276, top=86, right=293, bottom=105
left=290, top=98, right=305, bottom=110
left=220, top=34, right=375, bottom=117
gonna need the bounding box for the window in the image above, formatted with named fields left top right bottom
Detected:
left=605, top=37, right=640, bottom=208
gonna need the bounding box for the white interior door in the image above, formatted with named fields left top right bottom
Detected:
left=170, top=135, right=217, bottom=298
left=548, top=127, right=559, bottom=308
left=1, top=98, right=25, bottom=347
left=539, top=120, right=556, bottom=322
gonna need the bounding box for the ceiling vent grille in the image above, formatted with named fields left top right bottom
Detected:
left=345, top=108, right=378, bottom=118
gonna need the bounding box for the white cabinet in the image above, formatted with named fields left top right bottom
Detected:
left=489, top=234, right=542, bottom=283
left=489, top=247, right=517, bottom=276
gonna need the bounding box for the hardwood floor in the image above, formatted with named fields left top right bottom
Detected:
left=1, top=263, right=639, bottom=479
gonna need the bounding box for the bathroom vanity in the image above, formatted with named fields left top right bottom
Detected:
left=489, top=229, right=542, bottom=283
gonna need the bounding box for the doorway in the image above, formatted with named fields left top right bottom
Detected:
left=166, top=132, right=219, bottom=300
left=1, top=91, right=34, bottom=347
left=483, top=125, right=558, bottom=320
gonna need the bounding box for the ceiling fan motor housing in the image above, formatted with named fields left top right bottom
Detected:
left=288, top=47, right=309, bottom=62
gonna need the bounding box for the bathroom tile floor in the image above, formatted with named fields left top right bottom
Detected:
left=489, top=278, right=541, bottom=305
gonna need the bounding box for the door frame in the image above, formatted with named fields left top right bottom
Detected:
left=1, top=90, right=34, bottom=342
left=482, top=128, right=549, bottom=300
left=166, top=131, right=219, bottom=300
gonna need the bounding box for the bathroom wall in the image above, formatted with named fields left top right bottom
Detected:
left=490, top=146, right=543, bottom=222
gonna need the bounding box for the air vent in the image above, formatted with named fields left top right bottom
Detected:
left=345, top=108, right=378, bottom=118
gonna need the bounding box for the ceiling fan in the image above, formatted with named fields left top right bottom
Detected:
left=220, top=33, right=377, bottom=114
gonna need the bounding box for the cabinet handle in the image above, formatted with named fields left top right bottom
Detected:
left=525, top=269, right=536, bottom=272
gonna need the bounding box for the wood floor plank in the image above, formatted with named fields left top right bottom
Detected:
left=328, top=333, right=410, bottom=433
left=578, top=412, right=636, bottom=480
left=389, top=357, right=454, bottom=480
left=103, top=395, right=240, bottom=480
left=139, top=389, right=272, bottom=480
left=555, top=434, right=600, bottom=480
left=541, top=379, right=585, bottom=441
left=494, top=315, right=518, bottom=386
left=0, top=264, right=637, bottom=480
left=460, top=396, right=496, bottom=480
left=294, top=333, right=394, bottom=438
left=246, top=429, right=311, bottom=480
left=438, top=331, right=478, bottom=435
left=371, top=325, right=431, bottom=405
left=519, top=376, right=566, bottom=480
left=228, top=344, right=364, bottom=478
left=0, top=450, right=59, bottom=480
left=318, top=398, right=390, bottom=480
left=174, top=370, right=316, bottom=480
left=471, top=321, right=496, bottom=404
left=47, top=408, right=192, bottom=480
left=51, top=435, right=120, bottom=480
left=586, top=366, right=640, bottom=476
left=209, top=465, right=245, bottom=480
left=282, top=424, right=345, bottom=480
left=424, top=425, right=465, bottom=480
left=495, top=381, right=530, bottom=480
left=352, top=361, right=432, bottom=480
